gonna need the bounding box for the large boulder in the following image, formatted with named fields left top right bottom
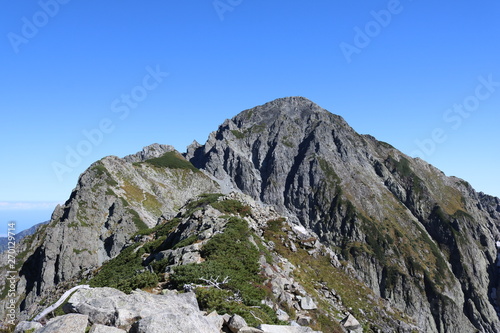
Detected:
left=89, top=324, right=127, bottom=333
left=35, top=314, right=88, bottom=333
left=129, top=311, right=220, bottom=333
left=258, top=324, right=321, bottom=333
left=14, top=321, right=43, bottom=333
left=65, top=287, right=219, bottom=332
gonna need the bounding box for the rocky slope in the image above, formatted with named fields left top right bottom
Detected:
left=187, top=96, right=500, bottom=332
left=2, top=97, right=500, bottom=333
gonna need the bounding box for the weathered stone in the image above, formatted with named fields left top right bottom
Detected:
left=228, top=314, right=248, bottom=333
left=36, top=314, right=88, bottom=333
left=129, top=311, right=220, bottom=333
left=341, top=314, right=361, bottom=330
left=89, top=324, right=127, bottom=333
left=296, top=315, right=312, bottom=326
left=300, top=296, right=317, bottom=310
left=276, top=309, right=290, bottom=321
left=239, top=327, right=264, bottom=333
left=14, top=321, right=43, bottom=333
left=258, top=324, right=321, bottom=333
left=206, top=310, right=224, bottom=330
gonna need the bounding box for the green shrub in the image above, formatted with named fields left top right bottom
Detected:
left=128, top=209, right=149, bottom=231
left=170, top=217, right=265, bottom=306
left=145, top=152, right=199, bottom=172
left=172, top=235, right=198, bottom=250
left=184, top=193, right=223, bottom=215
left=195, top=287, right=281, bottom=327
left=89, top=243, right=144, bottom=293
left=211, top=199, right=252, bottom=217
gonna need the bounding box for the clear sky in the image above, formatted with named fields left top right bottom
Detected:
left=1, top=1, right=499, bottom=234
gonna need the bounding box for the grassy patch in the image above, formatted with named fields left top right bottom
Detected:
left=231, top=130, right=245, bottom=139
left=128, top=209, right=149, bottom=231
left=122, top=180, right=143, bottom=203
left=92, top=163, right=118, bottom=186
left=144, top=192, right=162, bottom=215
left=145, top=151, right=199, bottom=172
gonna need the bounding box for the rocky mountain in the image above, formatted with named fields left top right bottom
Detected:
left=2, top=97, right=500, bottom=333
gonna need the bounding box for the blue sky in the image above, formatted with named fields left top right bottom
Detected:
left=1, top=1, right=499, bottom=233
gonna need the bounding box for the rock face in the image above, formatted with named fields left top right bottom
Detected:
left=187, top=96, right=500, bottom=332
left=3, top=97, right=500, bottom=333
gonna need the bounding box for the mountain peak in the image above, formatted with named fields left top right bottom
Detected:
left=243, top=96, right=324, bottom=117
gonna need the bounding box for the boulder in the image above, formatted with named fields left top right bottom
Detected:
left=228, top=314, right=248, bottom=333
left=206, top=310, right=224, bottom=330
left=258, top=324, right=321, bottom=333
left=35, top=314, right=88, bottom=333
left=341, top=314, right=361, bottom=331
left=129, top=311, right=220, bottom=333
left=66, top=288, right=219, bottom=332
left=296, top=315, right=312, bottom=326
left=14, top=321, right=43, bottom=333
left=299, top=296, right=317, bottom=310
left=239, top=327, right=264, bottom=333
left=89, top=324, right=127, bottom=333
left=276, top=309, right=290, bottom=321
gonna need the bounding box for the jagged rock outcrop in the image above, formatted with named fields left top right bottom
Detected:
left=187, top=96, right=500, bottom=332
left=2, top=148, right=219, bottom=321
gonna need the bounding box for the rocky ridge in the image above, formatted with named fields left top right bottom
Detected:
left=2, top=97, right=500, bottom=333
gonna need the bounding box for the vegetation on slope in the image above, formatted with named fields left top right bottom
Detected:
left=143, top=151, right=199, bottom=172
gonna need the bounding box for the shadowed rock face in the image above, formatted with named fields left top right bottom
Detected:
left=187, top=96, right=500, bottom=332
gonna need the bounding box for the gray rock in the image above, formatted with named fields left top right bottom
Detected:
left=239, top=327, right=264, bottom=333
left=89, top=324, right=127, bottom=333
left=206, top=310, right=224, bottom=330
left=341, top=314, right=361, bottom=330
left=35, top=314, right=88, bottom=333
left=14, top=321, right=43, bottom=333
left=66, top=288, right=207, bottom=330
left=276, top=309, right=290, bottom=321
left=258, top=324, right=321, bottom=333
left=299, top=297, right=317, bottom=310
left=130, top=311, right=220, bottom=333
left=296, top=315, right=312, bottom=326
left=228, top=314, right=248, bottom=333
